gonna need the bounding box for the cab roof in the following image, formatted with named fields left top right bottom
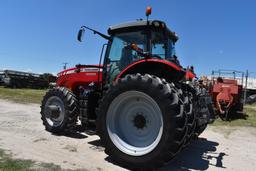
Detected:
left=108, top=20, right=178, bottom=42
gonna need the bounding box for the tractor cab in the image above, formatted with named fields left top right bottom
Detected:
left=77, top=7, right=189, bottom=85
left=105, top=20, right=181, bottom=82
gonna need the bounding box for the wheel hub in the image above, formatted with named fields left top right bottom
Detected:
left=133, top=114, right=146, bottom=129
left=44, top=96, right=65, bottom=127
left=47, top=105, right=61, bottom=119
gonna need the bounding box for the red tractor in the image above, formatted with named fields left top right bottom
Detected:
left=41, top=7, right=214, bottom=170
left=209, top=70, right=244, bottom=120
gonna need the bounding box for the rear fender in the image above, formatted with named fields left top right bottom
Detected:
left=115, top=59, right=186, bottom=82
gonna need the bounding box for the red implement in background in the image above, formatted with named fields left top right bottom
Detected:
left=208, top=70, right=244, bottom=120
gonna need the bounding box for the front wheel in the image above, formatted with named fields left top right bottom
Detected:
left=97, top=74, right=187, bottom=170
left=40, top=87, right=78, bottom=133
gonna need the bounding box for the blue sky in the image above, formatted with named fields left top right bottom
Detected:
left=0, top=0, right=255, bottom=76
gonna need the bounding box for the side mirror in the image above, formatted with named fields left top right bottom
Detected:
left=77, top=27, right=85, bottom=42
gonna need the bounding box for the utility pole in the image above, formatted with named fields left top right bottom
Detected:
left=63, top=62, right=68, bottom=70
left=243, top=69, right=248, bottom=105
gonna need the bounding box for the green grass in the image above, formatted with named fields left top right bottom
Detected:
left=0, top=149, right=34, bottom=171
left=211, top=104, right=256, bottom=127
left=0, top=87, right=46, bottom=104
left=0, top=149, right=83, bottom=171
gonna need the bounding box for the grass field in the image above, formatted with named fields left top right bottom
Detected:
left=0, top=149, right=34, bottom=171
left=0, top=149, right=66, bottom=171
left=0, top=87, right=46, bottom=104
left=212, top=105, right=256, bottom=127
left=0, top=86, right=255, bottom=127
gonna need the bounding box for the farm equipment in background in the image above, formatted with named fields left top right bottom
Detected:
left=0, top=70, right=4, bottom=86
left=0, top=70, right=56, bottom=89
left=247, top=94, right=256, bottom=104
left=40, top=7, right=215, bottom=170
left=208, top=70, right=245, bottom=120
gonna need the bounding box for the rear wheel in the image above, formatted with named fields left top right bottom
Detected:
left=194, top=123, right=207, bottom=136
left=183, top=93, right=196, bottom=146
left=40, top=87, right=78, bottom=133
left=97, top=74, right=187, bottom=170
left=193, top=95, right=214, bottom=137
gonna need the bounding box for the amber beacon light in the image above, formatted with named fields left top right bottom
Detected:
left=146, top=6, right=152, bottom=16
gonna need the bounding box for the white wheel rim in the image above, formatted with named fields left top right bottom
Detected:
left=106, top=91, right=163, bottom=156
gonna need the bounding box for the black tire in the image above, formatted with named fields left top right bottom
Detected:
left=163, top=84, right=188, bottom=162
left=193, top=97, right=208, bottom=137
left=173, top=83, right=195, bottom=147
left=193, top=96, right=211, bottom=137
left=40, top=87, right=78, bottom=133
left=194, top=123, right=207, bottom=136
left=183, top=93, right=196, bottom=146
left=97, top=74, right=187, bottom=170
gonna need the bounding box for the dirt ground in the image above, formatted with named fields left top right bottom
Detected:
left=0, top=99, right=255, bottom=171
